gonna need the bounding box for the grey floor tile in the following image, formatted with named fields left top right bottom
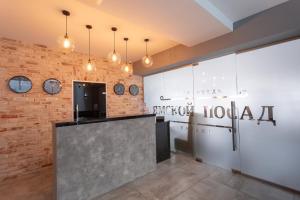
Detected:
left=233, top=192, right=257, bottom=200
left=208, top=168, right=244, bottom=191
left=0, top=153, right=297, bottom=200
left=94, top=189, right=147, bottom=200
left=191, top=178, right=244, bottom=200
left=173, top=188, right=206, bottom=200
left=130, top=167, right=202, bottom=200
left=160, top=153, right=195, bottom=169
left=92, top=185, right=135, bottom=200
left=0, top=167, right=53, bottom=200
left=178, top=161, right=215, bottom=180
left=294, top=193, right=300, bottom=200
left=238, top=177, right=294, bottom=200
left=206, top=166, right=295, bottom=200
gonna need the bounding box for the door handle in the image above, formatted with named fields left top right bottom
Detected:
left=160, top=96, right=171, bottom=101
left=76, top=104, right=79, bottom=122
left=231, top=101, right=237, bottom=151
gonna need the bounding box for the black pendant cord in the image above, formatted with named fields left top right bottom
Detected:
left=146, top=41, right=148, bottom=56
left=111, top=27, right=118, bottom=54
left=144, top=39, right=149, bottom=56
left=62, top=10, right=70, bottom=38
left=88, top=28, right=91, bottom=61
left=113, top=31, right=116, bottom=53
left=86, top=25, right=92, bottom=62
left=125, top=40, right=128, bottom=64
left=65, top=15, right=68, bottom=37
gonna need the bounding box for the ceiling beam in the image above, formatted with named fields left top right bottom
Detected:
left=193, top=0, right=233, bottom=31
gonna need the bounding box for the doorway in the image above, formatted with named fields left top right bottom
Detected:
left=73, top=81, right=106, bottom=121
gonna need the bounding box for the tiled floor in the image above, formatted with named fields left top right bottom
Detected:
left=0, top=153, right=299, bottom=200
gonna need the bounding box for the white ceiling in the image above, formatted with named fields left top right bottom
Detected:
left=96, top=0, right=232, bottom=47
left=209, top=0, right=289, bottom=22
left=0, top=0, right=177, bottom=62
left=0, top=0, right=289, bottom=62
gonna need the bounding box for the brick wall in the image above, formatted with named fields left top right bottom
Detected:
left=0, top=37, right=145, bottom=181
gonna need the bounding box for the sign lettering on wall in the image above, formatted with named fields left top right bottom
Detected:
left=152, top=104, right=276, bottom=126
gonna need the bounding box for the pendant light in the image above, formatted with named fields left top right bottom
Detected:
left=121, top=38, right=133, bottom=74
left=58, top=10, right=75, bottom=50
left=85, top=25, right=96, bottom=72
left=107, top=27, right=121, bottom=64
left=142, top=39, right=153, bottom=67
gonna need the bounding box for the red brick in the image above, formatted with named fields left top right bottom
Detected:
left=0, top=37, right=145, bottom=182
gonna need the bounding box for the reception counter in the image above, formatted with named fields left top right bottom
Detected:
left=53, top=114, right=156, bottom=200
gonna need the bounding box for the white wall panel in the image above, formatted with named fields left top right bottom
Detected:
left=144, top=73, right=164, bottom=116
left=237, top=39, right=300, bottom=191
left=193, top=54, right=240, bottom=170
left=163, top=67, right=194, bottom=151
left=144, top=39, right=300, bottom=191
left=144, top=67, right=194, bottom=152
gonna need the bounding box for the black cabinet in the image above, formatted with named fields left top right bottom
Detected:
left=156, top=121, right=170, bottom=163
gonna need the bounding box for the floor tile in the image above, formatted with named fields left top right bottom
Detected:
left=0, top=153, right=297, bottom=200
left=160, top=152, right=195, bottom=169
left=294, top=193, right=300, bottom=200
left=173, top=188, right=205, bottom=200
left=207, top=166, right=295, bottom=200
left=93, top=185, right=148, bottom=200
left=130, top=167, right=202, bottom=200
left=178, top=161, right=214, bottom=180
left=208, top=168, right=244, bottom=191
left=238, top=177, right=294, bottom=200
left=191, top=178, right=244, bottom=200
left=0, top=167, right=53, bottom=200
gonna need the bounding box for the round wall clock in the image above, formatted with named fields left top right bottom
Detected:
left=43, top=78, right=62, bottom=95
left=129, top=84, right=139, bottom=96
left=8, top=76, right=32, bottom=93
left=114, top=83, right=125, bottom=95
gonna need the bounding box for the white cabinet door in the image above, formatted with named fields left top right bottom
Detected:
left=193, top=54, right=240, bottom=170
left=237, top=39, right=300, bottom=191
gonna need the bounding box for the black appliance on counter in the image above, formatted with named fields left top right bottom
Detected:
left=73, top=81, right=106, bottom=121
left=156, top=116, right=170, bottom=163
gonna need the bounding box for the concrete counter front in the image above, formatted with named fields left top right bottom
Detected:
left=53, top=114, right=156, bottom=200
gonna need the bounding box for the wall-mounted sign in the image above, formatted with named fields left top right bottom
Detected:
left=129, top=84, right=139, bottom=96
left=114, top=83, right=125, bottom=95
left=43, top=78, right=62, bottom=95
left=8, top=75, right=32, bottom=93
left=152, top=103, right=276, bottom=126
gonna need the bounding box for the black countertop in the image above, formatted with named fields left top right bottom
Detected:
left=55, top=114, right=156, bottom=127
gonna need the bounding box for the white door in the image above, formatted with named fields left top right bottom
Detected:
left=144, top=73, right=164, bottom=116
left=162, top=67, right=194, bottom=152
left=144, top=67, right=194, bottom=152
left=237, top=39, right=300, bottom=191
left=193, top=54, right=240, bottom=170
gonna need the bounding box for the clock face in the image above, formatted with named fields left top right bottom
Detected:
left=114, top=83, right=125, bottom=95
left=129, top=84, right=139, bottom=96
left=43, top=78, right=62, bottom=95
left=8, top=76, right=32, bottom=93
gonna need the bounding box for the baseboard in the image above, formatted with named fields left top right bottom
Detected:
left=234, top=171, right=300, bottom=194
